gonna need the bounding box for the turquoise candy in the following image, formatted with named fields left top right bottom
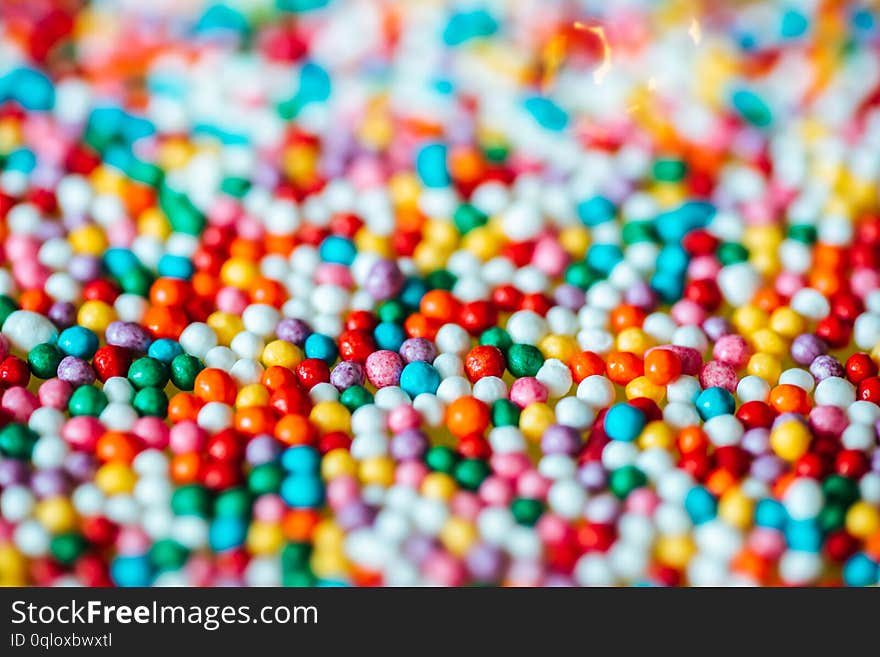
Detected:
left=4, top=149, right=36, bottom=173
left=157, top=254, right=195, bottom=280
left=209, top=517, right=248, bottom=551
left=196, top=4, right=249, bottom=34
left=585, top=244, right=623, bottom=275
left=103, top=248, right=141, bottom=278
left=416, top=143, right=450, bottom=187
left=731, top=89, right=773, bottom=127
left=319, top=235, right=357, bottom=265
left=654, top=201, right=715, bottom=243
left=159, top=183, right=206, bottom=236
left=443, top=9, right=498, bottom=46
left=277, top=0, right=330, bottom=12
left=523, top=96, right=568, bottom=131
left=110, top=555, right=153, bottom=587
left=577, top=196, right=616, bottom=226
left=0, top=67, right=54, bottom=110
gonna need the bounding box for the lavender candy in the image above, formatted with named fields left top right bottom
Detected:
left=399, top=337, right=437, bottom=364
left=364, top=259, right=405, bottom=300
left=330, top=360, right=365, bottom=390
left=389, top=429, right=429, bottom=461
left=48, top=301, right=77, bottom=329
left=540, top=424, right=581, bottom=455
left=275, top=318, right=311, bottom=346
left=105, top=321, right=152, bottom=351
left=809, top=354, right=844, bottom=381
left=791, top=333, right=827, bottom=366
left=57, top=356, right=96, bottom=387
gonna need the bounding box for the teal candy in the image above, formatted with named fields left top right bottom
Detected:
left=57, top=326, right=99, bottom=359
left=731, top=89, right=773, bottom=127
left=209, top=517, right=248, bottom=551
left=196, top=4, right=249, bottom=34
left=193, top=124, right=249, bottom=146
left=603, top=403, right=646, bottom=442
left=577, top=196, right=616, bottom=226
left=399, top=361, right=441, bottom=397
left=103, top=248, right=141, bottom=277
left=656, top=244, right=690, bottom=274
left=843, top=553, right=879, bottom=587
left=299, top=61, right=331, bottom=103
left=780, top=10, right=809, bottom=39
left=157, top=254, right=195, bottom=280
left=319, top=235, right=356, bottom=265
left=373, top=322, right=406, bottom=352
left=650, top=270, right=685, bottom=304
left=695, top=387, right=736, bottom=420
left=585, top=244, right=623, bottom=275
left=0, top=67, right=54, bottom=110
left=523, top=96, right=568, bottom=131
left=159, top=183, right=206, bottom=236
left=5, top=149, right=36, bottom=173
left=684, top=486, right=717, bottom=525
left=110, top=555, right=152, bottom=587
left=400, top=278, right=428, bottom=307
left=443, top=9, right=498, bottom=46
left=416, top=143, right=450, bottom=187
left=304, top=333, right=338, bottom=363
left=654, top=201, right=715, bottom=243
left=754, top=498, right=787, bottom=529
left=277, top=0, right=330, bottom=13
left=281, top=474, right=325, bottom=508
left=785, top=519, right=822, bottom=552
left=281, top=446, right=321, bottom=473
left=148, top=339, right=184, bottom=363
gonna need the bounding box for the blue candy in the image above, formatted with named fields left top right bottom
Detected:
left=282, top=445, right=321, bottom=473
left=103, top=248, right=141, bottom=277
left=754, top=498, right=788, bottom=530
left=209, top=517, right=247, bottom=551
left=399, top=361, right=441, bottom=397
left=577, top=196, right=616, bottom=226
left=523, top=96, right=568, bottom=131
left=148, top=339, right=184, bottom=363
left=157, top=254, right=195, bottom=280
left=443, top=9, right=498, bottom=46
left=785, top=519, right=822, bottom=552
left=684, top=486, right=717, bottom=525
left=695, top=387, right=736, bottom=420
left=586, top=244, right=624, bottom=275
left=373, top=322, right=406, bottom=352
left=110, top=555, right=152, bottom=587
left=304, top=333, right=339, bottom=363
left=416, top=143, right=450, bottom=188
left=57, top=326, right=99, bottom=360
left=843, top=553, right=879, bottom=587
left=603, top=403, right=646, bottom=442
left=0, top=67, right=54, bottom=111
left=319, top=235, right=357, bottom=265
left=281, top=474, right=325, bottom=508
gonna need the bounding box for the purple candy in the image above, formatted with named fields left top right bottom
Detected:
left=578, top=461, right=607, bottom=491
left=30, top=468, right=69, bottom=499
left=741, top=428, right=770, bottom=455
left=68, top=254, right=101, bottom=282
left=623, top=281, right=657, bottom=310
left=330, top=360, right=365, bottom=390
left=389, top=429, right=429, bottom=461
left=751, top=454, right=786, bottom=482
left=364, top=259, right=405, bottom=300
left=275, top=318, right=311, bottom=346
left=64, top=451, right=98, bottom=480
left=702, top=316, right=733, bottom=341
left=0, top=459, right=28, bottom=486
left=399, top=338, right=437, bottom=364
left=105, top=321, right=152, bottom=351
left=554, top=284, right=586, bottom=311
left=791, top=334, right=827, bottom=366
left=57, top=356, right=96, bottom=387
left=466, top=543, right=506, bottom=582
left=48, top=301, right=77, bottom=329
left=245, top=435, right=282, bottom=466
left=335, top=502, right=375, bottom=531
left=541, top=424, right=581, bottom=455
left=402, top=535, right=437, bottom=565
left=809, top=354, right=844, bottom=381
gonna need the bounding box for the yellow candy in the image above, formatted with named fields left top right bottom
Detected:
left=747, top=352, right=782, bottom=384
left=321, top=449, right=357, bottom=480
left=846, top=502, right=880, bottom=539
left=424, top=219, right=459, bottom=250
left=89, top=166, right=126, bottom=195
left=732, top=305, right=768, bottom=334
left=389, top=172, right=421, bottom=207
left=206, top=312, right=243, bottom=346
left=359, top=456, right=395, bottom=487
left=157, top=138, right=194, bottom=170
left=413, top=243, right=450, bottom=273
left=309, top=401, right=351, bottom=434
left=769, top=419, right=812, bottom=461
left=0, top=119, right=21, bottom=153
left=616, top=327, right=655, bottom=356
left=313, top=520, right=345, bottom=551
left=0, top=543, right=27, bottom=586
left=769, top=307, right=806, bottom=339
left=77, top=300, right=117, bottom=334
left=138, top=208, right=171, bottom=240
left=655, top=535, right=695, bottom=569
left=220, top=257, right=259, bottom=289
left=626, top=376, right=665, bottom=404
left=539, top=335, right=578, bottom=362
left=262, top=339, right=303, bottom=369
left=311, top=549, right=348, bottom=579
left=247, top=521, right=284, bottom=556
left=519, top=402, right=555, bottom=441
left=559, top=226, right=590, bottom=258
left=718, top=488, right=754, bottom=530
left=68, top=223, right=109, bottom=255
left=462, top=226, right=501, bottom=260
left=440, top=517, right=478, bottom=557
left=638, top=420, right=674, bottom=450
left=282, top=144, right=318, bottom=185
left=95, top=462, right=136, bottom=496
left=235, top=383, right=270, bottom=408
left=354, top=228, right=392, bottom=257
left=743, top=225, right=783, bottom=252
left=651, top=182, right=686, bottom=208
left=421, top=472, right=457, bottom=501
left=34, top=497, right=78, bottom=534
left=750, top=249, right=781, bottom=277
left=750, top=328, right=787, bottom=358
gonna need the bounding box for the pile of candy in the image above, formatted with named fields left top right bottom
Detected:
left=1, top=0, right=880, bottom=587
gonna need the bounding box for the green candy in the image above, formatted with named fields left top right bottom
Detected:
left=491, top=399, right=520, bottom=427
left=511, top=498, right=544, bottom=526
left=50, top=533, right=87, bottom=566
left=609, top=465, right=647, bottom=499
left=68, top=385, right=108, bottom=417
left=652, top=158, right=687, bottom=182
left=426, top=269, right=456, bottom=290
left=818, top=502, right=847, bottom=533
left=622, top=220, right=658, bottom=244
left=0, top=295, right=19, bottom=325
left=118, top=266, right=154, bottom=296
left=171, top=484, right=212, bottom=517
left=248, top=463, right=285, bottom=496
left=453, top=458, right=490, bottom=491
left=788, top=224, right=817, bottom=244
left=717, top=242, right=749, bottom=265
left=133, top=387, right=168, bottom=417
left=28, top=342, right=64, bottom=379
left=149, top=539, right=189, bottom=571
left=282, top=570, right=316, bottom=587
left=506, top=343, right=543, bottom=377
left=453, top=204, right=488, bottom=234
left=479, top=327, right=512, bottom=352
left=0, top=424, right=38, bottom=459
left=214, top=488, right=252, bottom=517
left=377, top=300, right=406, bottom=324
left=128, top=357, right=169, bottom=390
left=282, top=542, right=312, bottom=570
left=564, top=261, right=598, bottom=290
left=220, top=176, right=251, bottom=198
left=170, top=353, right=204, bottom=391
left=340, top=385, right=373, bottom=411
left=425, top=446, right=458, bottom=474
left=823, top=475, right=860, bottom=506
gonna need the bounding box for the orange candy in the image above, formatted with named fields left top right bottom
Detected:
left=193, top=368, right=238, bottom=405
left=609, top=304, right=646, bottom=332
left=569, top=350, right=607, bottom=383
left=420, top=290, right=460, bottom=322
left=142, top=305, right=188, bottom=339
left=250, top=277, right=287, bottom=307
left=677, top=426, right=708, bottom=454
left=234, top=406, right=277, bottom=436
left=445, top=397, right=490, bottom=438
left=282, top=509, right=321, bottom=542
left=275, top=413, right=317, bottom=446
left=170, top=452, right=201, bottom=484
left=149, top=277, right=190, bottom=306
left=262, top=365, right=299, bottom=392
left=167, top=392, right=204, bottom=422
left=769, top=384, right=811, bottom=415
left=605, top=351, right=644, bottom=385
left=644, top=348, right=682, bottom=385
left=95, top=432, right=139, bottom=464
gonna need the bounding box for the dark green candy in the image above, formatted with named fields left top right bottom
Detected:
left=491, top=399, right=520, bottom=427
left=479, top=327, right=512, bottom=352
left=68, top=385, right=108, bottom=417
left=50, top=533, right=87, bottom=566
left=214, top=488, right=252, bottom=517
left=609, top=465, right=647, bottom=499
left=28, top=342, right=64, bottom=379
left=133, top=387, right=168, bottom=417
left=454, top=458, right=490, bottom=491
left=171, top=484, right=212, bottom=517
left=453, top=204, right=488, bottom=234
left=0, top=295, right=19, bottom=325
left=248, top=463, right=285, bottom=495
left=0, top=424, right=38, bottom=459
left=169, top=353, right=203, bottom=391
left=717, top=242, right=749, bottom=265
left=506, top=343, right=544, bottom=377
left=149, top=539, right=189, bottom=571
left=340, top=385, right=373, bottom=411
left=511, top=498, right=544, bottom=526
left=426, top=269, right=456, bottom=290
left=128, top=357, right=169, bottom=389
left=564, top=261, right=598, bottom=290
left=425, top=446, right=458, bottom=474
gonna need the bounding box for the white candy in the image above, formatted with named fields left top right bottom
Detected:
left=506, top=310, right=548, bottom=345
left=472, top=376, right=507, bottom=403
left=2, top=310, right=58, bottom=353
left=813, top=376, right=856, bottom=408
left=178, top=322, right=218, bottom=359
left=790, top=288, right=831, bottom=320
left=536, top=358, right=573, bottom=397
left=554, top=396, right=594, bottom=430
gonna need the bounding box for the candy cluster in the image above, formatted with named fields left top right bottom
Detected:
left=1, top=0, right=880, bottom=587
